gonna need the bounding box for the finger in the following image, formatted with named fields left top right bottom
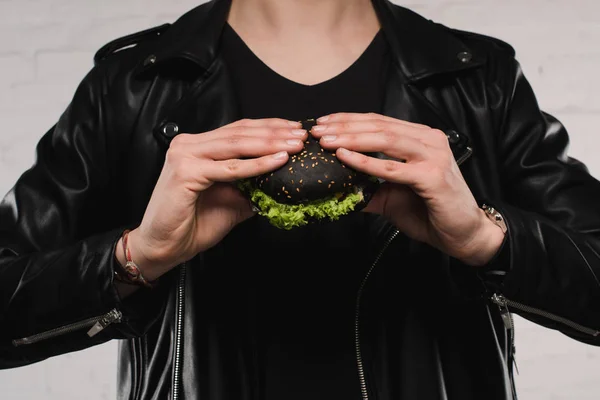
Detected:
left=318, top=131, right=432, bottom=162
left=227, top=117, right=302, bottom=129
left=335, top=148, right=421, bottom=186
left=201, top=152, right=291, bottom=182
left=174, top=125, right=308, bottom=144
left=316, top=112, right=430, bottom=130
left=310, top=120, right=426, bottom=143
left=177, top=136, right=305, bottom=161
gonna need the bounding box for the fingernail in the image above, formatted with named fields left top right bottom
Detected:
left=286, top=139, right=301, bottom=146
left=322, top=135, right=337, bottom=142
left=291, top=129, right=307, bottom=137
left=288, top=120, right=302, bottom=127
left=317, top=115, right=330, bottom=122
left=311, top=125, right=327, bottom=133
left=337, top=148, right=349, bottom=155
left=272, top=151, right=287, bottom=159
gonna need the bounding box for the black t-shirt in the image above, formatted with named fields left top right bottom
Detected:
left=218, top=22, right=391, bottom=399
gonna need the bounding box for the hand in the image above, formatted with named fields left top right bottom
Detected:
left=128, top=118, right=308, bottom=279
left=311, top=112, right=505, bottom=266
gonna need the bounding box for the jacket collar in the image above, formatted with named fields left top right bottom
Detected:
left=136, top=0, right=483, bottom=82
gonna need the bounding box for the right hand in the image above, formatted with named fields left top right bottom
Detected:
left=127, top=118, right=307, bottom=279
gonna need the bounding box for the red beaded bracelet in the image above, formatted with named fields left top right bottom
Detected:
left=114, top=229, right=157, bottom=289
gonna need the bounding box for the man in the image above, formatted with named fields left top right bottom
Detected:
left=1, top=0, right=599, bottom=399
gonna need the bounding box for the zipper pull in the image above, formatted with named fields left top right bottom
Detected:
left=87, top=309, right=123, bottom=338
left=491, top=294, right=513, bottom=330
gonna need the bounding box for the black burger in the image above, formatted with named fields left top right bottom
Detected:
left=236, top=118, right=380, bottom=230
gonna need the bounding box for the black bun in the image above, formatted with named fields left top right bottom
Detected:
left=250, top=118, right=379, bottom=208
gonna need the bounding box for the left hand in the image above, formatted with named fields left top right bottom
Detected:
left=311, top=112, right=505, bottom=267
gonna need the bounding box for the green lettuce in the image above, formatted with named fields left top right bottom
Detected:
left=236, top=179, right=364, bottom=230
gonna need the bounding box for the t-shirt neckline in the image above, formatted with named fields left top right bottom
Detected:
left=223, top=22, right=385, bottom=89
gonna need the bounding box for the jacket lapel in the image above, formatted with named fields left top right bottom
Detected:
left=152, top=57, right=241, bottom=148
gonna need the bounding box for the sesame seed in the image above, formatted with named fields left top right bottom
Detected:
left=328, top=184, right=331, bottom=189
left=318, top=180, right=322, bottom=183
left=331, top=181, right=335, bottom=184
left=284, top=190, right=289, bottom=194
left=348, top=183, right=352, bottom=186
left=311, top=157, right=316, bottom=160
left=315, top=162, right=319, bottom=165
left=312, top=163, right=315, bottom=167
left=325, top=175, right=329, bottom=178
left=291, top=180, right=294, bottom=184
left=287, top=195, right=292, bottom=198
left=296, top=188, right=300, bottom=192
left=265, top=178, right=269, bottom=181
left=332, top=154, right=336, bottom=157
left=299, top=179, right=303, bottom=183
left=348, top=175, right=352, bottom=179
left=288, top=167, right=293, bottom=171
left=282, top=186, right=285, bottom=191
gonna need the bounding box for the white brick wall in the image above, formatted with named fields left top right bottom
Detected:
left=0, top=1, right=599, bottom=398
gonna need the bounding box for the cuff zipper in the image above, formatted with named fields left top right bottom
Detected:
left=12, top=308, right=122, bottom=346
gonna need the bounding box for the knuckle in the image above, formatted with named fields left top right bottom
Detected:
left=271, top=127, right=286, bottom=137
left=169, top=133, right=187, bottom=149
left=431, top=129, right=449, bottom=143
left=226, top=135, right=242, bottom=146
left=165, top=145, right=184, bottom=163
left=342, top=121, right=353, bottom=131
left=372, top=119, right=385, bottom=132
left=383, top=130, right=396, bottom=145
left=383, top=159, right=400, bottom=173
left=224, top=158, right=241, bottom=175
left=357, top=153, right=370, bottom=167
left=254, top=156, right=268, bottom=170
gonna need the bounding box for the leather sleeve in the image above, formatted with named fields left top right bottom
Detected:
left=0, top=66, right=170, bottom=369
left=477, top=57, right=600, bottom=345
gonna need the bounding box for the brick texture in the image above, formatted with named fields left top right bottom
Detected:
left=0, top=1, right=599, bottom=399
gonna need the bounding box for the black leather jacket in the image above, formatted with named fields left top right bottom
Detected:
left=2, top=0, right=600, bottom=399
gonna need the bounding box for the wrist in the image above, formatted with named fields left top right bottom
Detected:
left=458, top=209, right=507, bottom=267
left=115, top=228, right=171, bottom=282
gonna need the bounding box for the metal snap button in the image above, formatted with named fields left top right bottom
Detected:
left=162, top=122, right=179, bottom=137
left=457, top=51, right=472, bottom=63
left=144, top=54, right=157, bottom=66
left=445, top=129, right=461, bottom=144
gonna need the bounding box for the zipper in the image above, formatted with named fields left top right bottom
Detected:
left=455, top=146, right=473, bottom=166
left=12, top=308, right=122, bottom=346
left=172, top=262, right=187, bottom=400
left=490, top=293, right=600, bottom=338
left=355, top=228, right=400, bottom=400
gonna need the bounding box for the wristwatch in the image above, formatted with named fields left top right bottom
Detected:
left=481, top=203, right=507, bottom=234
